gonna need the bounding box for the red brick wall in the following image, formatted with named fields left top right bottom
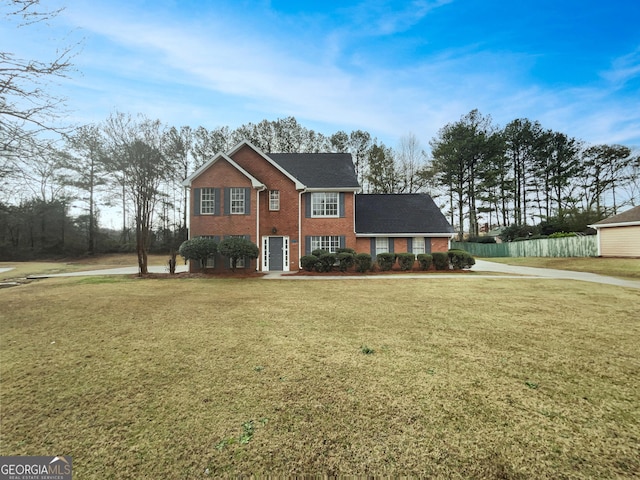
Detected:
left=430, top=237, right=450, bottom=252
left=354, top=237, right=451, bottom=255
left=300, top=192, right=356, bottom=256
left=231, top=145, right=303, bottom=269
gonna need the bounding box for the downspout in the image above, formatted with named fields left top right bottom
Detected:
left=256, top=186, right=266, bottom=271
left=298, top=188, right=307, bottom=269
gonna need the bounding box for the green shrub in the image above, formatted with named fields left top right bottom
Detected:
left=417, top=253, right=432, bottom=271
left=300, top=255, right=318, bottom=272
left=396, top=252, right=415, bottom=271
left=336, top=247, right=356, bottom=255
left=448, top=249, right=475, bottom=270
left=337, top=252, right=355, bottom=272
left=548, top=231, right=576, bottom=238
left=376, top=252, right=396, bottom=271
left=432, top=252, right=449, bottom=270
left=178, top=237, right=218, bottom=269
left=354, top=253, right=372, bottom=273
left=218, top=237, right=260, bottom=271
left=311, top=249, right=329, bottom=257
left=317, top=252, right=337, bottom=272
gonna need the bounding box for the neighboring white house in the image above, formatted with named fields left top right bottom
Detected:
left=589, top=206, right=640, bottom=258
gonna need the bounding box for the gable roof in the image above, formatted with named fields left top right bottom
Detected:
left=355, top=194, right=455, bottom=236
left=182, top=152, right=265, bottom=189
left=590, top=205, right=640, bottom=228
left=268, top=153, right=360, bottom=190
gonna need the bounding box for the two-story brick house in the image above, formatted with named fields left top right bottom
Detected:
left=183, top=140, right=455, bottom=272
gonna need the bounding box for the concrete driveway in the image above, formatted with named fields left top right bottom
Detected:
left=472, top=259, right=640, bottom=289
left=4, top=261, right=638, bottom=289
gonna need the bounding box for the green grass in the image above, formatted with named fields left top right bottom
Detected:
left=484, top=256, right=640, bottom=280
left=1, top=277, right=639, bottom=478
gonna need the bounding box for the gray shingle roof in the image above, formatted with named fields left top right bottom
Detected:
left=592, top=205, right=640, bottom=226
left=355, top=194, right=454, bottom=234
left=268, top=153, right=359, bottom=189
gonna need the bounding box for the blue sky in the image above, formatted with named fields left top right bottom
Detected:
left=5, top=0, right=640, bottom=151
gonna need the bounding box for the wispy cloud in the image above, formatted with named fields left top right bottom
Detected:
left=50, top=0, right=640, bottom=151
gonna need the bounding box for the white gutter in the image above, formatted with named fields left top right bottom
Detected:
left=355, top=232, right=456, bottom=238
left=255, top=186, right=266, bottom=271
left=298, top=188, right=307, bottom=268
left=588, top=221, right=640, bottom=229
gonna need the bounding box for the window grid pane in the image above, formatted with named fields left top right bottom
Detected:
left=231, top=188, right=245, bottom=214
left=311, top=236, right=340, bottom=253
left=376, top=237, right=389, bottom=254
left=269, top=190, right=280, bottom=211
left=412, top=237, right=425, bottom=254
left=311, top=192, right=338, bottom=217
left=201, top=188, right=215, bottom=214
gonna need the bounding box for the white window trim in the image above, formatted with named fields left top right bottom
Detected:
left=412, top=237, right=426, bottom=255
left=311, top=192, right=339, bottom=218
left=311, top=235, right=341, bottom=253
left=200, top=187, right=216, bottom=215
left=269, top=190, right=280, bottom=211
left=230, top=187, right=245, bottom=215
left=376, top=237, right=389, bottom=254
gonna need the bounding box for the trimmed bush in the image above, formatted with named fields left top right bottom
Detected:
left=218, top=237, right=260, bottom=271
left=397, top=252, right=415, bottom=271
left=448, top=249, right=475, bottom=270
left=376, top=252, right=396, bottom=271
left=317, top=252, right=337, bottom=272
left=432, top=252, right=449, bottom=270
left=354, top=253, right=372, bottom=273
left=300, top=255, right=318, bottom=272
left=417, top=253, right=432, bottom=271
left=336, top=247, right=356, bottom=255
left=337, top=251, right=355, bottom=272
left=311, top=249, right=329, bottom=257
left=178, top=237, right=218, bottom=269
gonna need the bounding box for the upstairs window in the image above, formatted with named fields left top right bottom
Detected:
left=311, top=192, right=338, bottom=217
left=200, top=188, right=216, bottom=214
left=230, top=187, right=245, bottom=214
left=269, top=190, right=280, bottom=211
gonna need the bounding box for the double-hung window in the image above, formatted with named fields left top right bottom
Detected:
left=310, top=236, right=341, bottom=253
left=311, top=192, right=338, bottom=217
left=375, top=237, right=389, bottom=254
left=269, top=190, right=280, bottom=211
left=200, top=188, right=216, bottom=215
left=412, top=237, right=426, bottom=254
left=230, top=187, right=245, bottom=214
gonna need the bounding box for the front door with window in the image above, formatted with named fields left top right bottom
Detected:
left=263, top=236, right=290, bottom=271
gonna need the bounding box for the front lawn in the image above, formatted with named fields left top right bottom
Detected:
left=1, top=277, right=638, bottom=477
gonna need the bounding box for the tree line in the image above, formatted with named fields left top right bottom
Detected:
left=2, top=1, right=638, bottom=268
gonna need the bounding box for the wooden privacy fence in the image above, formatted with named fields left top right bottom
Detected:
left=452, top=236, right=598, bottom=258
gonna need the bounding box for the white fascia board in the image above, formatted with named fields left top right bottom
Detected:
left=305, top=187, right=362, bottom=193
left=226, top=139, right=306, bottom=190
left=588, top=221, right=640, bottom=229
left=182, top=152, right=225, bottom=186
left=181, top=152, right=265, bottom=189
left=356, top=232, right=456, bottom=238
